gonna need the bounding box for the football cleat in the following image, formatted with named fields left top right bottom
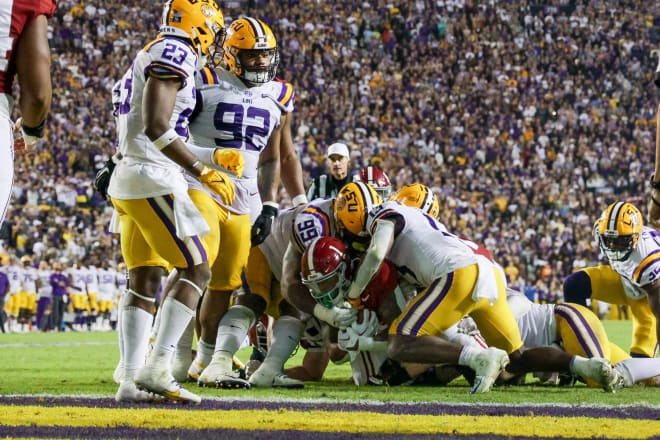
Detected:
left=248, top=368, right=304, bottom=389
left=214, top=371, right=251, bottom=389
left=112, top=361, right=124, bottom=385
left=469, top=347, right=510, bottom=394
left=572, top=357, right=622, bottom=392
left=244, top=359, right=262, bottom=379
left=187, top=360, right=207, bottom=382
left=115, top=380, right=164, bottom=403
left=171, top=356, right=192, bottom=383
left=135, top=365, right=201, bottom=404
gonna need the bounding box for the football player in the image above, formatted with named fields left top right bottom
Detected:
left=192, top=205, right=308, bottom=388
left=358, top=166, right=392, bottom=200
left=504, top=289, right=660, bottom=387
left=18, top=255, right=37, bottom=332
left=0, top=0, right=56, bottom=227
left=300, top=235, right=489, bottom=387
left=107, top=0, right=232, bottom=404
left=564, top=202, right=660, bottom=360
left=35, top=260, right=53, bottom=331
left=336, top=184, right=623, bottom=393
left=182, top=17, right=308, bottom=386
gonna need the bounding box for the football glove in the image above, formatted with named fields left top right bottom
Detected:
left=12, top=117, right=40, bottom=153
left=214, top=148, right=245, bottom=178
left=199, top=166, right=235, bottom=205
left=313, top=303, right=357, bottom=329
left=93, top=157, right=117, bottom=200
left=251, top=203, right=278, bottom=246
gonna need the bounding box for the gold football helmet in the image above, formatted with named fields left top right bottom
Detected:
left=594, top=201, right=643, bottom=261
left=224, top=17, right=278, bottom=84
left=160, top=0, right=225, bottom=57
left=393, top=183, right=440, bottom=219
left=334, top=181, right=382, bottom=237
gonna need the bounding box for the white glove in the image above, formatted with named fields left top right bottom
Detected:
left=337, top=326, right=387, bottom=352
left=338, top=326, right=360, bottom=351
left=313, top=303, right=357, bottom=329
left=351, top=309, right=380, bottom=338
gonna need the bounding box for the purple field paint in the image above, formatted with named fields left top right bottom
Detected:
left=0, top=396, right=657, bottom=420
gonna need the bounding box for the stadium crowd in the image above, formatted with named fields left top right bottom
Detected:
left=1, top=0, right=660, bottom=315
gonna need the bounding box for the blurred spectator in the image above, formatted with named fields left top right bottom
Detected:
left=4, top=0, right=659, bottom=301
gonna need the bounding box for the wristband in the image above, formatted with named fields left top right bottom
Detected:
left=651, top=174, right=660, bottom=190
left=152, top=128, right=178, bottom=150
left=22, top=119, right=45, bottom=138
left=292, top=194, right=308, bottom=206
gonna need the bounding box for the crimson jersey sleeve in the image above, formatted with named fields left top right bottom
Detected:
left=0, top=0, right=57, bottom=93
left=357, top=259, right=399, bottom=310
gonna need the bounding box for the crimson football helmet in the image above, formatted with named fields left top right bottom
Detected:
left=359, top=166, right=392, bottom=200
left=301, top=237, right=350, bottom=308
left=594, top=201, right=643, bottom=261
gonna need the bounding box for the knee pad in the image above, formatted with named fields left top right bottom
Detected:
left=563, top=271, right=591, bottom=306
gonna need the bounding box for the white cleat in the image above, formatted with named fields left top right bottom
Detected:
left=187, top=360, right=207, bottom=382
left=248, top=367, right=304, bottom=389
left=197, top=359, right=250, bottom=389
left=112, top=362, right=124, bottom=385
left=135, top=365, right=201, bottom=404
left=469, top=347, right=510, bottom=394
left=115, top=380, right=163, bottom=403
left=171, top=356, right=192, bottom=383
left=574, top=357, right=623, bottom=392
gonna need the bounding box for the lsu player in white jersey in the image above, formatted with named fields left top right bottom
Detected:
left=97, top=261, right=118, bottom=330
left=568, top=202, right=660, bottom=354
left=4, top=257, right=21, bottom=332
left=66, top=259, right=87, bottom=330
left=107, top=0, right=232, bottom=404
left=18, top=256, right=37, bottom=331
left=82, top=258, right=100, bottom=329
left=183, top=17, right=307, bottom=386
left=503, top=290, right=660, bottom=388
left=336, top=184, right=622, bottom=393
left=200, top=194, right=361, bottom=388
left=564, top=202, right=659, bottom=359
left=193, top=205, right=308, bottom=388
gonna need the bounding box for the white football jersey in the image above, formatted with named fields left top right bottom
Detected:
left=21, top=266, right=37, bottom=293
left=187, top=67, right=294, bottom=217
left=607, top=225, right=660, bottom=300
left=290, top=198, right=338, bottom=253
left=37, top=269, right=53, bottom=298
left=108, top=36, right=199, bottom=199
left=509, top=293, right=557, bottom=348
left=366, top=201, right=478, bottom=288
left=259, top=205, right=306, bottom=281
left=83, top=266, right=99, bottom=293
left=97, top=268, right=118, bottom=298
left=68, top=267, right=87, bottom=294
left=6, top=264, right=21, bottom=294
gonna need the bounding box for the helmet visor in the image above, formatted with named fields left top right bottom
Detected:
left=600, top=233, right=635, bottom=261
left=302, top=266, right=346, bottom=309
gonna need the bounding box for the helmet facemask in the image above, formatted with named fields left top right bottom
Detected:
left=598, top=231, right=638, bottom=262
left=232, top=47, right=279, bottom=85
left=301, top=259, right=350, bottom=309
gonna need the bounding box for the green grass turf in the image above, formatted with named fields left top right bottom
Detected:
left=0, top=320, right=657, bottom=406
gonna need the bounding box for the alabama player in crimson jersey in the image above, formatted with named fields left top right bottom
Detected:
left=0, top=0, right=56, bottom=226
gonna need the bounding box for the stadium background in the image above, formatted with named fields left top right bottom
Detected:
left=3, top=0, right=660, bottom=303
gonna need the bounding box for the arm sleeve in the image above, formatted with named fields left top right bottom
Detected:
left=186, top=143, right=216, bottom=167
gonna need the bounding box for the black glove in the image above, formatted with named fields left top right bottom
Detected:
left=251, top=203, right=278, bottom=246
left=93, top=157, right=116, bottom=200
